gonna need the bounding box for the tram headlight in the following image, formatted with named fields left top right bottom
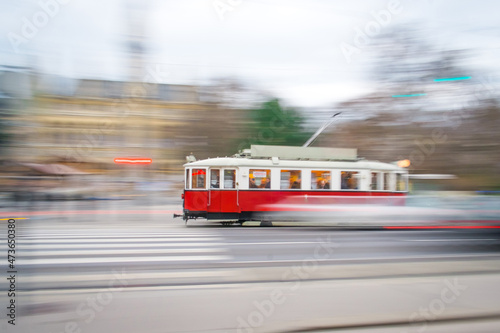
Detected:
left=397, top=159, right=411, bottom=168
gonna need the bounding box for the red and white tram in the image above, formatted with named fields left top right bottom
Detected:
left=177, top=145, right=409, bottom=225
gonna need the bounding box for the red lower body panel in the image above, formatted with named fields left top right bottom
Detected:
left=183, top=190, right=406, bottom=220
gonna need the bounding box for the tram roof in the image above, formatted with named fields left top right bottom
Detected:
left=185, top=145, right=405, bottom=171
left=185, top=157, right=404, bottom=171
left=249, top=145, right=357, bottom=160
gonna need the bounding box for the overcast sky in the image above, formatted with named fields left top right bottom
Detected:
left=1, top=0, right=499, bottom=107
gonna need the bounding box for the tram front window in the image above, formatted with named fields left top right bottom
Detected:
left=281, top=170, right=301, bottom=189
left=191, top=169, right=206, bottom=189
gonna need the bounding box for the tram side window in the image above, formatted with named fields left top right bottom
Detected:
left=341, top=171, right=359, bottom=190
left=185, top=169, right=189, bottom=189
left=384, top=173, right=390, bottom=191
left=224, top=170, right=236, bottom=189
left=371, top=172, right=379, bottom=190
left=210, top=169, right=220, bottom=189
left=249, top=169, right=271, bottom=189
left=191, top=169, right=206, bottom=189
left=396, top=173, right=407, bottom=191
left=311, top=170, right=330, bottom=189
left=281, top=170, right=301, bottom=189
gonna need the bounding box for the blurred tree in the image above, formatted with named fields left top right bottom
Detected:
left=360, top=26, right=475, bottom=123
left=369, top=26, right=470, bottom=88
left=235, top=99, right=313, bottom=151
left=318, top=26, right=500, bottom=189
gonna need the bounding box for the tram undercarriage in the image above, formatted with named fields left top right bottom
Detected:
left=174, top=210, right=274, bottom=226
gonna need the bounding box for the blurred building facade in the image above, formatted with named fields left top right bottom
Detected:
left=1, top=69, right=230, bottom=180
left=0, top=66, right=34, bottom=161
left=0, top=1, right=255, bottom=183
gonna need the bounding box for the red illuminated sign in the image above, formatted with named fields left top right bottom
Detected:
left=114, top=158, right=152, bottom=164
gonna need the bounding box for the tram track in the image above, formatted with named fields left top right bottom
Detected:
left=8, top=255, right=500, bottom=292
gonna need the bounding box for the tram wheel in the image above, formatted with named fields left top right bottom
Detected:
left=260, top=221, right=273, bottom=227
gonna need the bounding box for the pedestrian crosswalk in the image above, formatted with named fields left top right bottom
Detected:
left=15, top=229, right=232, bottom=266
left=0, top=228, right=235, bottom=290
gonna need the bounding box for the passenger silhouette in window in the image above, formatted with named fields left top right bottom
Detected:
left=317, top=179, right=329, bottom=189
left=341, top=173, right=349, bottom=189
left=249, top=178, right=258, bottom=188
left=291, top=179, right=301, bottom=189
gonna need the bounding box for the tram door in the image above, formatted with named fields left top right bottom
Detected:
left=208, top=168, right=240, bottom=215
left=220, top=169, right=239, bottom=213
left=208, top=169, right=221, bottom=213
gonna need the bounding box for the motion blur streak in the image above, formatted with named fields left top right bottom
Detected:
left=1, top=0, right=500, bottom=332
left=384, top=225, right=500, bottom=229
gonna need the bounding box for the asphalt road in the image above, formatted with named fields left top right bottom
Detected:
left=1, top=199, right=500, bottom=332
